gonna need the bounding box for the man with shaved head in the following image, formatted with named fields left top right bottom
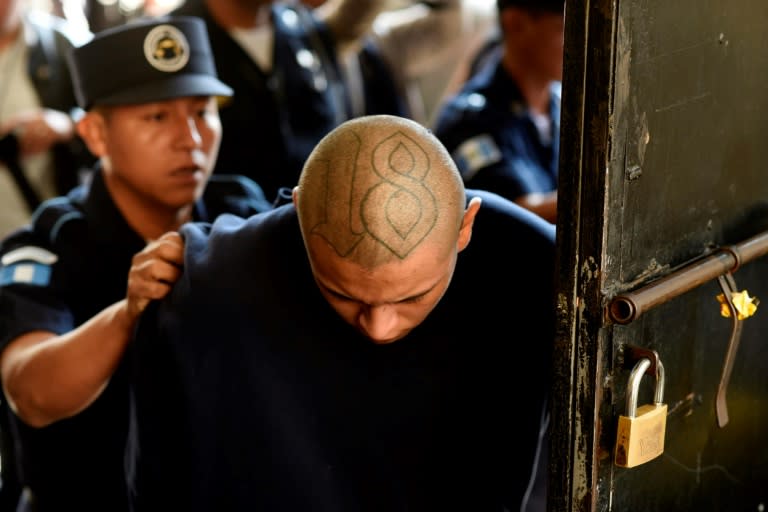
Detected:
left=127, top=115, right=557, bottom=511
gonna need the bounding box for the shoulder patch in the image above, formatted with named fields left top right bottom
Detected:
left=0, top=246, right=58, bottom=287
left=452, top=134, right=503, bottom=182
left=0, top=263, right=53, bottom=287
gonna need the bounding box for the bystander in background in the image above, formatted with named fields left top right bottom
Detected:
left=0, top=0, right=93, bottom=238
left=433, top=0, right=564, bottom=223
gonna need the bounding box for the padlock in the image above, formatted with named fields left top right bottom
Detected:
left=614, top=357, right=667, bottom=468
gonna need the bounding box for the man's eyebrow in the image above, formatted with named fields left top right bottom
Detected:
left=322, top=284, right=354, bottom=301
left=397, top=284, right=439, bottom=303
left=319, top=280, right=440, bottom=304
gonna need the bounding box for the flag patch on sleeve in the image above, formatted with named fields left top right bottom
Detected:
left=0, top=246, right=58, bottom=287
left=452, top=134, right=502, bottom=181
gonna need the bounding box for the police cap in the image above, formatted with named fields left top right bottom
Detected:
left=68, top=16, right=232, bottom=109
left=497, top=0, right=564, bottom=12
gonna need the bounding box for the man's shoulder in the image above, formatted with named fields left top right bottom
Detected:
left=0, top=241, right=59, bottom=289
left=433, top=91, right=503, bottom=182
left=468, top=189, right=556, bottom=241
left=183, top=204, right=297, bottom=258
left=174, top=205, right=299, bottom=300
left=433, top=80, right=506, bottom=154
left=25, top=195, right=87, bottom=246
left=436, top=89, right=497, bottom=130
left=0, top=196, right=87, bottom=289
left=201, top=174, right=274, bottom=219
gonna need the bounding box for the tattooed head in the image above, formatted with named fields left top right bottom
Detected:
left=296, top=115, right=466, bottom=269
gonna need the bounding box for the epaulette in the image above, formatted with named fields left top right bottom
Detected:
left=29, top=197, right=86, bottom=246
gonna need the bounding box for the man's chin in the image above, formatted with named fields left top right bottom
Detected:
left=365, top=331, right=408, bottom=345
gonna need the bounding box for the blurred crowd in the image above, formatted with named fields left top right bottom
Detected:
left=1, top=0, right=503, bottom=239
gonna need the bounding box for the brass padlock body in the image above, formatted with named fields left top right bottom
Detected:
left=615, top=403, right=667, bottom=468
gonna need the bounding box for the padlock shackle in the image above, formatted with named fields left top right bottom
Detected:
left=625, top=358, right=651, bottom=418
left=625, top=357, right=666, bottom=417
left=655, top=360, right=665, bottom=405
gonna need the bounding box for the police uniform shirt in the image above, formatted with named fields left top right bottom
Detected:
left=127, top=190, right=557, bottom=512
left=172, top=0, right=349, bottom=201
left=433, top=51, right=561, bottom=203
left=0, top=167, right=271, bottom=511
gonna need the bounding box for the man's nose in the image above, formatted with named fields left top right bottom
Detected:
left=359, top=305, right=397, bottom=343
left=175, top=115, right=203, bottom=147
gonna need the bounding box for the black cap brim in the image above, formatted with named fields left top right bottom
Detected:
left=92, top=74, right=233, bottom=107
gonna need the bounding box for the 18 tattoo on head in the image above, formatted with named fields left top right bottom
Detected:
left=297, top=115, right=466, bottom=270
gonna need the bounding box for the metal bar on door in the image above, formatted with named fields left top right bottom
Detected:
left=607, top=230, right=768, bottom=325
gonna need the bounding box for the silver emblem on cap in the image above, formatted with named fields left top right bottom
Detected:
left=143, top=24, right=190, bottom=72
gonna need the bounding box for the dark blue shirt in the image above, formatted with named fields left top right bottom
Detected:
left=434, top=52, right=561, bottom=203
left=0, top=168, right=271, bottom=512
left=127, top=189, right=556, bottom=512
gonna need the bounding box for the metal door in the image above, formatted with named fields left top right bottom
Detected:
left=551, top=0, right=768, bottom=510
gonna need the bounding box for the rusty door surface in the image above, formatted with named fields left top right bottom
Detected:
left=551, top=0, right=768, bottom=510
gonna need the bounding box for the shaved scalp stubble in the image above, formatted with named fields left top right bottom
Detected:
left=296, top=115, right=466, bottom=269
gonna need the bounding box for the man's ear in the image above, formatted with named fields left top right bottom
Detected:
left=75, top=111, right=108, bottom=157
left=291, top=186, right=299, bottom=207
left=457, top=196, right=482, bottom=252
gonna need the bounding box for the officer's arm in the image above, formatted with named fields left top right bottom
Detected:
left=315, top=0, right=389, bottom=50
left=0, top=232, right=184, bottom=428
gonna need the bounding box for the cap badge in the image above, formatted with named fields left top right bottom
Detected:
left=143, top=24, right=190, bottom=72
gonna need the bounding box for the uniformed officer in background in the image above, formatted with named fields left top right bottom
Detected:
left=433, top=0, right=565, bottom=224
left=170, top=0, right=390, bottom=201
left=0, top=16, right=272, bottom=512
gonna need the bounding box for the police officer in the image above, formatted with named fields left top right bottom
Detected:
left=433, top=0, right=565, bottom=224
left=0, top=16, right=271, bottom=512
left=171, top=0, right=389, bottom=201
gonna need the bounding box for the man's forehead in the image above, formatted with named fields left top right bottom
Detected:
left=311, top=246, right=448, bottom=305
